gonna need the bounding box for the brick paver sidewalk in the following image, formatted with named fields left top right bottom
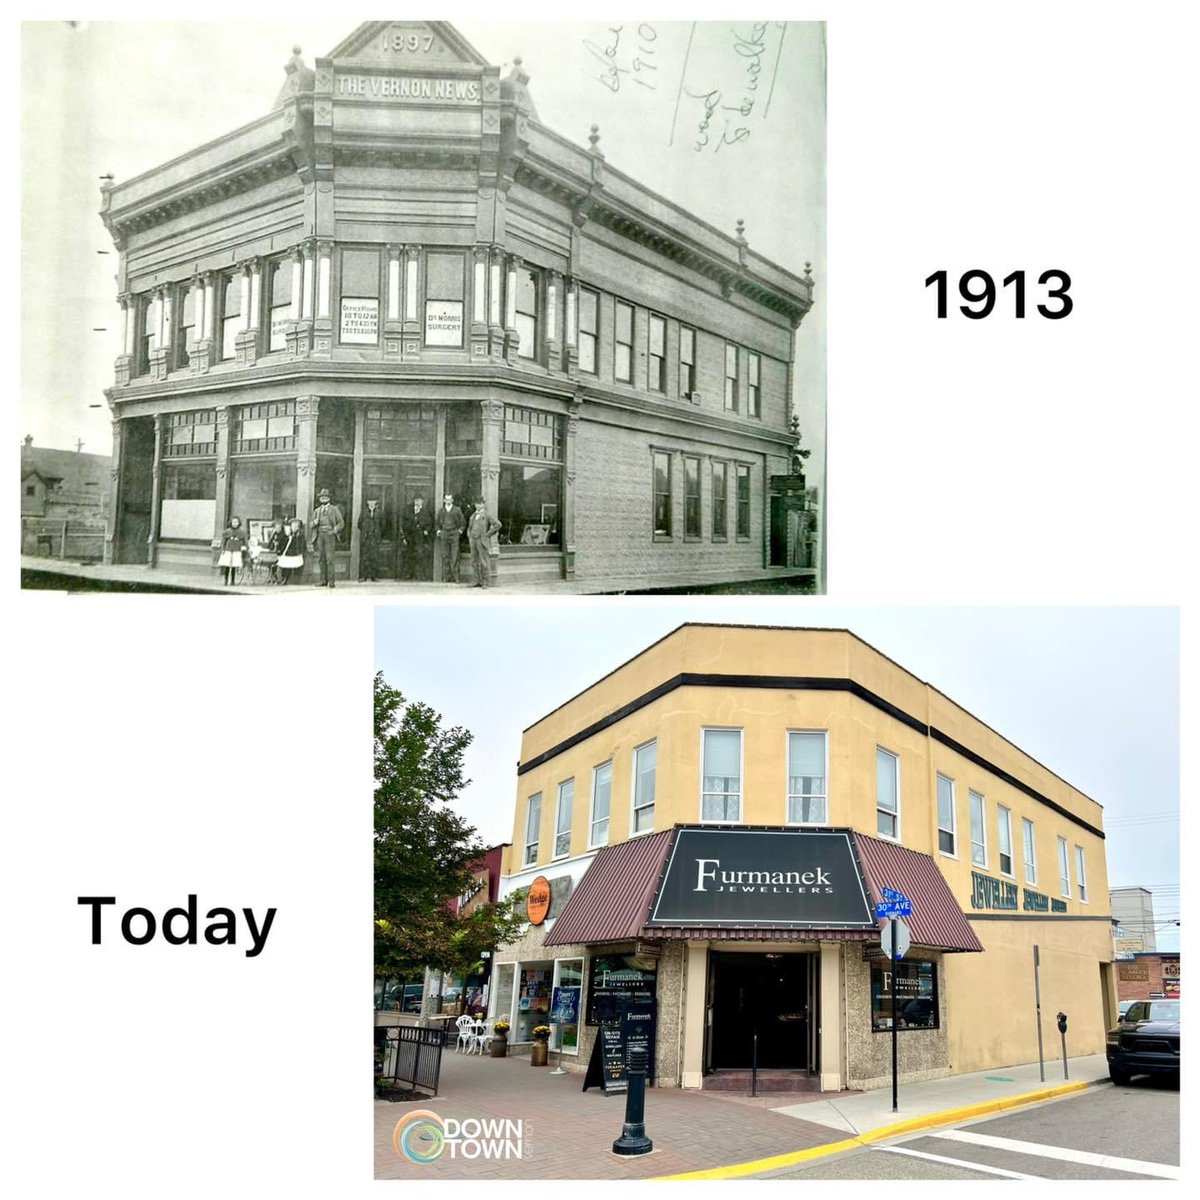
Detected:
left=374, top=1049, right=848, bottom=1179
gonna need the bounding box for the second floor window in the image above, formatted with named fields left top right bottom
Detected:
left=340, top=249, right=380, bottom=345
left=998, top=806, right=1014, bottom=875
left=1057, top=836, right=1071, bottom=897
left=515, top=269, right=539, bottom=360
left=555, top=779, right=574, bottom=858
left=220, top=272, right=242, bottom=360
left=937, top=775, right=956, bottom=855
left=876, top=748, right=899, bottom=839
left=1075, top=845, right=1088, bottom=902
left=679, top=326, right=696, bottom=398
left=1022, top=818, right=1037, bottom=885
left=590, top=762, right=611, bottom=847
left=712, top=461, right=728, bottom=539
left=748, top=352, right=761, bottom=417
left=724, top=343, right=738, bottom=411
left=633, top=741, right=656, bottom=833
left=137, top=296, right=155, bottom=374
left=615, top=301, right=633, bottom=382
left=648, top=314, right=666, bottom=391
left=424, top=252, right=464, bottom=347
left=578, top=289, right=598, bottom=373
left=969, top=791, right=987, bottom=866
left=653, top=451, right=672, bottom=537
left=702, top=728, right=741, bottom=821
left=684, top=455, right=701, bottom=539
left=268, top=259, right=293, bottom=352
left=176, top=286, right=196, bottom=368
left=736, top=465, right=751, bottom=538
left=524, top=793, right=542, bottom=866
left=788, top=731, right=826, bottom=823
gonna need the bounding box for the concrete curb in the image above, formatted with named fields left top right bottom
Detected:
left=653, top=1078, right=1103, bottom=1180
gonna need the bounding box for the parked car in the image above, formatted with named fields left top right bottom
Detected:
left=1106, top=999, right=1180, bottom=1086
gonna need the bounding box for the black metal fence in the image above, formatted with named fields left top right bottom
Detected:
left=376, top=1025, right=446, bottom=1095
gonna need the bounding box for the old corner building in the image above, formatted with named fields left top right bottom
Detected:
left=490, top=624, right=1116, bottom=1092
left=99, top=21, right=818, bottom=589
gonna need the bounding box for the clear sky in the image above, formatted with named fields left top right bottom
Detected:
left=376, top=603, right=1180, bottom=953
left=20, top=19, right=825, bottom=470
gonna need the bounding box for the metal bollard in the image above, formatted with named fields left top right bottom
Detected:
left=612, top=1045, right=653, bottom=1156
left=1056, top=1012, right=1069, bottom=1080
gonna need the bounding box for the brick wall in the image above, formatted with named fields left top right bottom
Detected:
left=1116, top=953, right=1180, bottom=1001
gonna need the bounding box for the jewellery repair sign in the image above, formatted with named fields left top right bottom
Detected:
left=647, top=828, right=875, bottom=928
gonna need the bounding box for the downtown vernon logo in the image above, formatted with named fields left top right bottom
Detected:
left=393, top=1111, right=527, bottom=1164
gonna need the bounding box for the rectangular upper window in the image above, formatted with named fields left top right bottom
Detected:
left=220, top=272, right=242, bottom=361
left=748, top=351, right=761, bottom=417
left=997, top=805, right=1014, bottom=876
left=683, top=455, right=701, bottom=539
left=1057, top=836, right=1071, bottom=897
left=554, top=778, right=574, bottom=859
left=876, top=748, right=899, bottom=839
left=268, top=258, right=293, bottom=353
left=590, top=762, right=612, bottom=848
left=1022, top=817, right=1037, bottom=885
left=578, top=289, right=598, bottom=374
left=523, top=793, right=542, bottom=866
left=632, top=741, right=656, bottom=834
left=711, top=460, right=728, bottom=540
left=787, top=731, right=826, bottom=824
left=424, top=252, right=464, bottom=347
left=515, top=268, right=539, bottom=360
left=969, top=790, right=987, bottom=867
left=936, top=774, right=956, bottom=856
left=702, top=728, right=742, bottom=822
left=679, top=325, right=697, bottom=399
left=164, top=410, right=217, bottom=458
left=723, top=343, right=739, bottom=412
left=615, top=301, right=633, bottom=383
left=339, top=248, right=379, bottom=345
left=736, top=465, right=751, bottom=539
left=653, top=451, right=672, bottom=538
left=648, top=314, right=666, bottom=392
left=1074, top=845, right=1088, bottom=903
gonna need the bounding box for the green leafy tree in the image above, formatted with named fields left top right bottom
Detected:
left=374, top=673, right=524, bottom=986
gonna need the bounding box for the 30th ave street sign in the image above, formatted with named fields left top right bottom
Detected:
left=875, top=887, right=913, bottom=919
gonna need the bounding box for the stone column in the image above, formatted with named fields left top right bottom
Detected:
left=286, top=246, right=307, bottom=357
left=680, top=941, right=709, bottom=1089
left=564, top=277, right=579, bottom=380
left=312, top=241, right=333, bottom=358
left=402, top=244, right=422, bottom=361
left=295, top=396, right=320, bottom=566
left=470, top=246, right=490, bottom=360
left=504, top=254, right=521, bottom=364
left=480, top=399, right=504, bottom=584
left=104, top=417, right=123, bottom=564
left=212, top=407, right=231, bottom=561
left=192, top=272, right=217, bottom=372
left=819, top=942, right=843, bottom=1092
left=384, top=245, right=403, bottom=361
left=147, top=414, right=165, bottom=566
left=546, top=271, right=561, bottom=372
left=189, top=276, right=205, bottom=370
left=488, top=245, right=505, bottom=359
left=149, top=288, right=170, bottom=380
left=563, top=399, right=580, bottom=579
left=115, top=294, right=134, bottom=386
left=235, top=260, right=258, bottom=366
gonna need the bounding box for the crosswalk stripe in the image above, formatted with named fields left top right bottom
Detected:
left=877, top=1145, right=1040, bottom=1179
left=932, top=1129, right=1180, bottom=1179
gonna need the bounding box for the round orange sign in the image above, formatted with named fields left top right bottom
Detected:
left=526, top=876, right=552, bottom=925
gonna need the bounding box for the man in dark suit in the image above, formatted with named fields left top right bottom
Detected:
left=400, top=495, right=434, bottom=580
left=308, top=487, right=345, bottom=587
left=466, top=496, right=502, bottom=588
left=357, top=498, right=383, bottom=581
left=434, top=492, right=465, bottom=583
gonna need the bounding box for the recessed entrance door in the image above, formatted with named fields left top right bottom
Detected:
left=363, top=460, right=434, bottom=578
left=709, top=952, right=815, bottom=1071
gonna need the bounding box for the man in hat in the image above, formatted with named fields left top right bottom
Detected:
left=358, top=497, right=384, bottom=582
left=466, top=496, right=502, bottom=588
left=433, top=491, right=465, bottom=583
left=400, top=494, right=433, bottom=581
left=309, top=487, right=345, bottom=587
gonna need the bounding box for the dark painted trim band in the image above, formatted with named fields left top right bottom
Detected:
left=517, top=673, right=1106, bottom=840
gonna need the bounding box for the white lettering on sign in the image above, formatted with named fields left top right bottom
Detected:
left=336, top=75, right=481, bottom=102
left=424, top=300, right=463, bottom=346
left=340, top=298, right=379, bottom=344
left=693, top=858, right=832, bottom=893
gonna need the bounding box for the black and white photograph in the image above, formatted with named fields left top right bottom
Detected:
left=20, top=19, right=825, bottom=594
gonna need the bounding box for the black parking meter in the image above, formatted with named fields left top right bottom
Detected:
left=1056, top=1011, right=1069, bottom=1079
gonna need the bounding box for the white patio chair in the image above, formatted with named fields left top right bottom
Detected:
left=471, top=1018, right=494, bottom=1055
left=454, top=1013, right=475, bottom=1053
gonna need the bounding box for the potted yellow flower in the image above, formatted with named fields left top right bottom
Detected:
left=491, top=1020, right=510, bottom=1058
left=530, top=1024, right=552, bottom=1067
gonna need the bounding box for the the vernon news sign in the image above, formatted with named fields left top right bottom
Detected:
left=648, top=828, right=875, bottom=928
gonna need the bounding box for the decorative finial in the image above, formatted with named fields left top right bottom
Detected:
left=804, top=261, right=812, bottom=279
left=588, top=124, right=601, bottom=150
left=735, top=218, right=746, bottom=242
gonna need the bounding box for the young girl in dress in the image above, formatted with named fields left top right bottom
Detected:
left=266, top=517, right=288, bottom=583
left=216, top=516, right=248, bottom=585
left=277, top=517, right=306, bottom=585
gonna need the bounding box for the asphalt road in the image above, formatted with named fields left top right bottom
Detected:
left=771, top=1078, right=1179, bottom=1180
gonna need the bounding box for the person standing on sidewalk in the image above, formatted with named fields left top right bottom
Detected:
left=309, top=487, right=345, bottom=588
left=466, top=496, right=502, bottom=588
left=434, top=492, right=465, bottom=583
left=358, top=498, right=383, bottom=582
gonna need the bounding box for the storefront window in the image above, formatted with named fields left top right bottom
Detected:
left=552, top=958, right=584, bottom=1054
left=364, top=405, right=437, bottom=456
left=515, top=964, right=553, bottom=1041
left=502, top=406, right=563, bottom=460
left=445, top=461, right=481, bottom=511
left=491, top=963, right=516, bottom=1026
left=499, top=463, right=561, bottom=547
left=586, top=951, right=658, bottom=1025
left=316, top=457, right=353, bottom=528
left=340, top=248, right=380, bottom=345
left=234, top=401, right=296, bottom=453
left=163, top=410, right=216, bottom=458
left=230, top=460, right=297, bottom=530
left=446, top=405, right=481, bottom=456
left=424, top=252, right=464, bottom=347
left=871, top=959, right=938, bottom=1031
left=160, top=462, right=216, bottom=540
left=316, top=400, right=355, bottom=455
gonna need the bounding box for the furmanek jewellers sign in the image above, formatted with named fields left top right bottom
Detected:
left=647, top=828, right=875, bottom=929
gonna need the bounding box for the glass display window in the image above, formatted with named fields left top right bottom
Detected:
left=870, top=958, right=938, bottom=1031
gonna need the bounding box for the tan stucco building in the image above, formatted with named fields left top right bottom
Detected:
left=491, top=624, right=1116, bottom=1093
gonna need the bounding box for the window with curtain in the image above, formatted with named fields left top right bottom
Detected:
left=578, top=288, right=598, bottom=373
left=590, top=762, right=612, bottom=847
left=969, top=790, right=987, bottom=866
left=633, top=742, right=656, bottom=833
left=615, top=301, right=633, bottom=382
left=684, top=455, right=701, bottom=539
left=937, top=775, right=956, bottom=855
left=702, top=728, right=742, bottom=821
left=787, top=731, right=826, bottom=823
left=876, top=748, right=899, bottom=838
left=524, top=793, right=541, bottom=866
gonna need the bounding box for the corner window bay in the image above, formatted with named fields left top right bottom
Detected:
left=98, top=21, right=819, bottom=591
